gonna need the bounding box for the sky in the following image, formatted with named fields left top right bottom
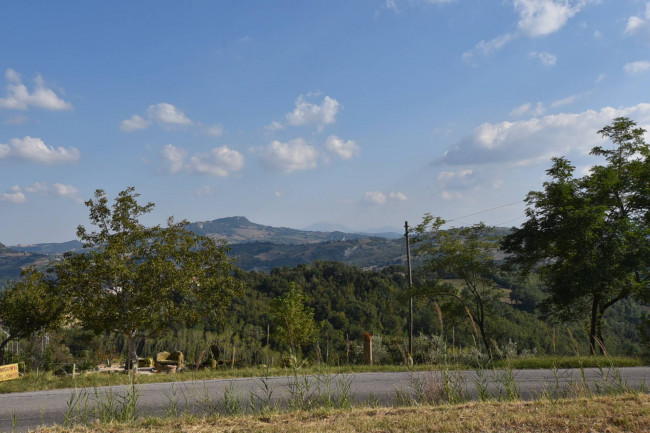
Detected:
left=1, top=0, right=650, bottom=245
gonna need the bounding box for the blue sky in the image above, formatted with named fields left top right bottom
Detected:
left=1, top=0, right=649, bottom=245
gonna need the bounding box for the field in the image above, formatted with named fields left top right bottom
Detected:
left=35, top=394, right=650, bottom=433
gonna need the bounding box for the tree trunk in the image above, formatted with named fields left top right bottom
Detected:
left=589, top=295, right=600, bottom=355
left=596, top=307, right=606, bottom=355
left=125, top=331, right=138, bottom=371
left=478, top=320, right=491, bottom=359
left=0, top=337, right=11, bottom=366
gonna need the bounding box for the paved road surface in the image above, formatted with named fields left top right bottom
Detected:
left=1, top=367, right=648, bottom=432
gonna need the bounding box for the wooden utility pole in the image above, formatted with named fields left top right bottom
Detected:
left=404, top=221, right=414, bottom=360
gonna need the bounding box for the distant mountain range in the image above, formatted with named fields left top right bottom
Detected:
left=1, top=217, right=409, bottom=282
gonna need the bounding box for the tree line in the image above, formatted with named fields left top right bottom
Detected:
left=1, top=118, right=648, bottom=368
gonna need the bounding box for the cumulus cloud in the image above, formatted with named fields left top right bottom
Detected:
left=257, top=138, right=319, bottom=173
left=510, top=102, right=546, bottom=118
left=147, top=103, right=193, bottom=126
left=286, top=94, right=340, bottom=131
left=515, top=0, right=588, bottom=38
left=0, top=136, right=80, bottom=164
left=624, top=3, right=650, bottom=37
left=624, top=61, right=650, bottom=75
left=551, top=94, right=577, bottom=108
left=324, top=135, right=360, bottom=159
left=529, top=51, right=557, bottom=66
left=121, top=102, right=213, bottom=132
left=1, top=186, right=26, bottom=204
left=162, top=144, right=244, bottom=177
left=364, top=190, right=408, bottom=205
left=0, top=69, right=72, bottom=111
left=437, top=103, right=650, bottom=167
left=434, top=168, right=504, bottom=200
left=464, top=0, right=592, bottom=61
left=24, top=181, right=82, bottom=202
left=264, top=121, right=285, bottom=133
left=120, top=114, right=150, bottom=132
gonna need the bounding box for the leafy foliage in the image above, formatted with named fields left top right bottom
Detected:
left=270, top=283, right=317, bottom=355
left=413, top=217, right=502, bottom=355
left=0, top=268, right=67, bottom=365
left=502, top=117, right=650, bottom=353
left=56, top=187, right=241, bottom=369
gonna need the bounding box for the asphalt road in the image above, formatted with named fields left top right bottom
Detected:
left=1, top=367, right=648, bottom=432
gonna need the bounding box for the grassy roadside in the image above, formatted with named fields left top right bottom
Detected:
left=1, top=356, right=645, bottom=394
left=35, top=393, right=650, bottom=433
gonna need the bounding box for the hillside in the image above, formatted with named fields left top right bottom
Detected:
left=10, top=240, right=84, bottom=255
left=0, top=244, right=49, bottom=287
left=230, top=237, right=407, bottom=271
left=186, top=216, right=368, bottom=244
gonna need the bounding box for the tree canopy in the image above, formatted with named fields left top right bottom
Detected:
left=502, top=117, right=650, bottom=353
left=0, top=268, right=67, bottom=365
left=56, top=187, right=241, bottom=369
left=413, top=217, right=502, bottom=356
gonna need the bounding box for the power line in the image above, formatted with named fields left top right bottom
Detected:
left=446, top=200, right=523, bottom=223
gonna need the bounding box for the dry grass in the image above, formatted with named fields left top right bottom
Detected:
left=35, top=393, right=649, bottom=433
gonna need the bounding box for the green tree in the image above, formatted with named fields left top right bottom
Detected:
left=56, top=187, right=241, bottom=369
left=502, top=117, right=650, bottom=354
left=270, top=283, right=316, bottom=355
left=414, top=217, right=502, bottom=355
left=0, top=268, right=67, bottom=365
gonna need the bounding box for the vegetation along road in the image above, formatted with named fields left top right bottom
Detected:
left=1, top=367, right=648, bottom=432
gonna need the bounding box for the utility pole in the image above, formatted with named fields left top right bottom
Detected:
left=404, top=221, right=414, bottom=362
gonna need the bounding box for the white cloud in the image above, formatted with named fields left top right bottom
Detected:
left=189, top=147, right=244, bottom=176
left=0, top=69, right=72, bottom=111
left=1, top=186, right=26, bottom=204
left=0, top=136, right=80, bottom=164
left=464, top=0, right=591, bottom=61
left=324, top=135, right=360, bottom=159
left=286, top=94, right=340, bottom=131
left=121, top=102, right=196, bottom=132
left=147, top=103, right=193, bottom=126
left=364, top=190, right=408, bottom=205
left=51, top=183, right=80, bottom=200
left=389, top=191, right=408, bottom=201
left=0, top=143, right=9, bottom=159
left=24, top=182, right=48, bottom=194
left=514, top=0, right=589, bottom=38
left=626, top=16, right=645, bottom=35
left=463, top=33, right=517, bottom=61
left=264, top=121, right=285, bottom=133
left=12, top=182, right=81, bottom=202
left=437, top=103, right=650, bottom=167
left=551, top=94, right=577, bottom=108
left=274, top=188, right=285, bottom=198
left=510, top=103, right=532, bottom=117
left=25, top=181, right=81, bottom=202
left=512, top=102, right=546, bottom=117
left=204, top=124, right=224, bottom=137
left=529, top=51, right=557, bottom=66
left=161, top=144, right=187, bottom=174
left=365, top=191, right=387, bottom=205
left=162, top=144, right=244, bottom=177
left=120, top=114, right=150, bottom=132
left=257, top=138, right=319, bottom=173
left=624, top=61, right=650, bottom=75
left=595, top=72, right=607, bottom=83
